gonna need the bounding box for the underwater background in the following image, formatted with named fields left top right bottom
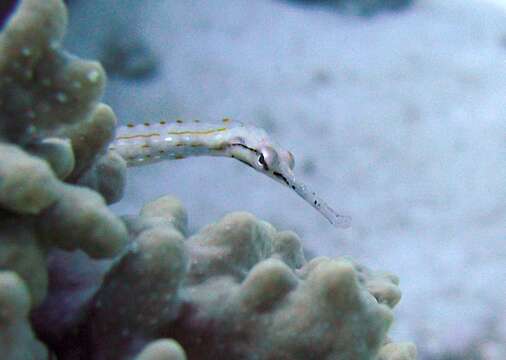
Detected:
left=61, top=0, right=505, bottom=358
left=0, top=0, right=504, bottom=359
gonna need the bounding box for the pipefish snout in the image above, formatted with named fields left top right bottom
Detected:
left=110, top=118, right=351, bottom=229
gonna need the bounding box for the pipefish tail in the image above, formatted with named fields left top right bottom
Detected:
left=110, top=118, right=351, bottom=229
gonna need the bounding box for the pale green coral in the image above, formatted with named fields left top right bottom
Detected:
left=0, top=142, right=61, bottom=214
left=135, top=339, right=187, bottom=360
left=0, top=0, right=105, bottom=142
left=378, top=342, right=418, bottom=360
left=0, top=0, right=128, bottom=357
left=0, top=271, right=47, bottom=360
left=26, top=137, right=75, bottom=180
left=36, top=184, right=127, bottom=258
left=77, top=148, right=126, bottom=204
left=84, top=196, right=414, bottom=360
left=139, top=195, right=189, bottom=236
left=0, top=0, right=128, bottom=251
left=0, top=219, right=47, bottom=306
left=64, top=103, right=119, bottom=180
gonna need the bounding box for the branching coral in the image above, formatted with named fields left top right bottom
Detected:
left=0, top=271, right=47, bottom=359
left=0, top=0, right=127, bottom=248
left=0, top=0, right=127, bottom=357
left=0, top=0, right=416, bottom=359
left=84, top=197, right=413, bottom=359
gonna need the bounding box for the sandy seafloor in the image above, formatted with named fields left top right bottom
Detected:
left=64, top=0, right=506, bottom=358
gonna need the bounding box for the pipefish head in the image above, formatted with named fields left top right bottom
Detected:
left=226, top=125, right=350, bottom=228
left=228, top=135, right=351, bottom=229
left=228, top=134, right=295, bottom=185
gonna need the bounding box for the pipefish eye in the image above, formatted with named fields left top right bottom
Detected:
left=258, top=147, right=278, bottom=171
left=257, top=153, right=267, bottom=169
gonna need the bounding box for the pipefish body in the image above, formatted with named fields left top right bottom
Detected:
left=109, top=118, right=351, bottom=229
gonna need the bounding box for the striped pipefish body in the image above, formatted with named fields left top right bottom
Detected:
left=109, top=118, right=351, bottom=229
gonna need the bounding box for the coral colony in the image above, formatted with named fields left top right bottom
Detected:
left=0, top=1, right=416, bottom=359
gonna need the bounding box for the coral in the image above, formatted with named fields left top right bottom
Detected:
left=0, top=0, right=102, bottom=142
left=0, top=271, right=47, bottom=359
left=0, top=0, right=415, bottom=359
left=134, top=339, right=187, bottom=360
left=0, top=0, right=127, bottom=358
left=0, top=142, right=61, bottom=214
left=0, top=0, right=128, bottom=248
left=77, top=196, right=412, bottom=360
left=0, top=218, right=47, bottom=306
left=378, top=342, right=417, bottom=360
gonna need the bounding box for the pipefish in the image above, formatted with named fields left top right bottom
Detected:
left=110, top=118, right=351, bottom=228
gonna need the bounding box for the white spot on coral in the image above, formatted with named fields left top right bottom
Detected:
left=49, top=39, right=59, bottom=50
left=26, top=125, right=36, bottom=135
left=129, top=242, right=139, bottom=253
left=56, top=92, right=68, bottom=103
left=72, top=80, right=82, bottom=89
left=21, top=47, right=31, bottom=56
left=87, top=70, right=100, bottom=83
